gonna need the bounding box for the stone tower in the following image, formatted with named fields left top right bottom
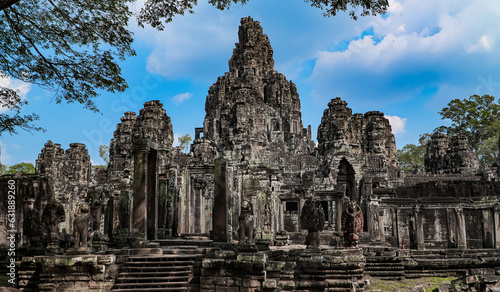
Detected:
left=203, top=17, right=314, bottom=163
left=425, top=133, right=478, bottom=174
left=317, top=97, right=398, bottom=189
left=35, top=141, right=91, bottom=234
left=108, top=111, right=137, bottom=190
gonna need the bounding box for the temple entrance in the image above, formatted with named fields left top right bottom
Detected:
left=338, top=158, right=357, bottom=202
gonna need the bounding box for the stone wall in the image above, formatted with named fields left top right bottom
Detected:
left=18, top=254, right=118, bottom=292
left=199, top=247, right=365, bottom=292
left=425, top=133, right=479, bottom=174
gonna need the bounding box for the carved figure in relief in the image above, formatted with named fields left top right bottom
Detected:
left=300, top=198, right=325, bottom=249
left=41, top=201, right=66, bottom=249
left=73, top=202, right=91, bottom=248
left=341, top=201, right=363, bottom=247
left=238, top=197, right=255, bottom=244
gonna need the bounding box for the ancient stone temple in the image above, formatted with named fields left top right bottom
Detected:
left=3, top=16, right=500, bottom=292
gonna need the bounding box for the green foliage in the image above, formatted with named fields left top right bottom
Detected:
left=396, top=133, right=430, bottom=172
left=178, top=134, right=192, bottom=152
left=99, top=144, right=110, bottom=164
left=367, top=276, right=455, bottom=292
left=3, top=162, right=35, bottom=174
left=138, top=0, right=389, bottom=30
left=435, top=94, right=500, bottom=152
left=476, top=135, right=500, bottom=168
left=1, top=0, right=135, bottom=135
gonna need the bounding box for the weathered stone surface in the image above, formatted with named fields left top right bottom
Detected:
left=425, top=133, right=479, bottom=174
left=204, top=17, right=314, bottom=163
left=341, top=201, right=364, bottom=247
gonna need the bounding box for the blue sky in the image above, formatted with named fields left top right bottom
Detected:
left=2, top=0, right=500, bottom=166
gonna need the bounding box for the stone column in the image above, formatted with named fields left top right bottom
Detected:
left=367, top=198, right=381, bottom=241
left=413, top=206, right=425, bottom=250
left=493, top=205, right=500, bottom=249
left=455, top=207, right=467, bottom=249
left=146, top=149, right=158, bottom=240
left=132, top=138, right=158, bottom=243
left=213, top=158, right=228, bottom=242
left=132, top=139, right=148, bottom=242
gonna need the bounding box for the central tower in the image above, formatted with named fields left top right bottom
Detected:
left=203, top=17, right=314, bottom=163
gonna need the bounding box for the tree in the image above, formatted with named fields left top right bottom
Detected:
left=0, top=0, right=21, bottom=10
left=138, top=0, right=389, bottom=30
left=99, top=144, right=110, bottom=164
left=3, top=162, right=35, bottom=174
left=396, top=133, right=431, bottom=172
left=435, top=94, right=500, bottom=152
left=178, top=134, right=192, bottom=152
left=1, top=0, right=135, bottom=135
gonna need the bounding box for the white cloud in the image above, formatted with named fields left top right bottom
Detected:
left=0, top=141, right=14, bottom=165
left=309, top=0, right=500, bottom=108
left=385, top=115, right=407, bottom=135
left=139, top=2, right=238, bottom=81
left=466, top=35, right=494, bottom=53
left=172, top=92, right=192, bottom=105
left=0, top=74, right=31, bottom=113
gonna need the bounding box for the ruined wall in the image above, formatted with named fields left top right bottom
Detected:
left=35, top=141, right=92, bottom=234
left=108, top=111, right=136, bottom=191
left=0, top=175, right=51, bottom=247
left=317, top=97, right=397, bottom=172
left=425, top=133, right=479, bottom=174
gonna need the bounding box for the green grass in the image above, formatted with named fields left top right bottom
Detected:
left=367, top=276, right=456, bottom=292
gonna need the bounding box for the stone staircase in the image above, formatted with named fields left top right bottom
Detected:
left=363, top=246, right=405, bottom=280
left=364, top=255, right=405, bottom=280
left=111, top=254, right=200, bottom=292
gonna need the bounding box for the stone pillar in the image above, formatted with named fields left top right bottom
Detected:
left=132, top=139, right=148, bottom=241
left=413, top=206, right=425, bottom=250
left=493, top=205, right=500, bottom=249
left=146, top=149, right=158, bottom=240
left=280, top=201, right=285, bottom=231
left=367, top=198, right=381, bottom=241
left=132, top=138, right=159, bottom=243
left=455, top=207, right=467, bottom=249
left=213, top=158, right=228, bottom=242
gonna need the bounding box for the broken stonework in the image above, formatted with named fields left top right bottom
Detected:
left=36, top=141, right=91, bottom=235
left=204, top=16, right=315, bottom=163
left=425, top=133, right=479, bottom=174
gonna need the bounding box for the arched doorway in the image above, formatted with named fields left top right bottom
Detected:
left=338, top=158, right=357, bottom=202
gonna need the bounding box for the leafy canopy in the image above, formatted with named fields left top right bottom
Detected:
left=2, top=162, right=35, bottom=174
left=178, top=134, right=193, bottom=152
left=435, top=94, right=500, bottom=152
left=0, top=0, right=135, bottom=135
left=99, top=144, right=110, bottom=164
left=396, top=133, right=430, bottom=172
left=138, top=0, right=389, bottom=30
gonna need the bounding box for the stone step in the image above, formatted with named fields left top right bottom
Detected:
left=115, top=276, right=190, bottom=282
left=115, top=277, right=189, bottom=287
left=111, top=287, right=187, bottom=292
left=365, top=270, right=405, bottom=276
left=119, top=270, right=191, bottom=276
left=124, top=260, right=194, bottom=265
left=122, top=266, right=192, bottom=273
left=365, top=262, right=404, bottom=267
left=128, top=255, right=198, bottom=260
left=111, top=254, right=200, bottom=292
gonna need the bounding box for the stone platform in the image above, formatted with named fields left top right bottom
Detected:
left=199, top=244, right=366, bottom=292
left=18, top=254, right=118, bottom=292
